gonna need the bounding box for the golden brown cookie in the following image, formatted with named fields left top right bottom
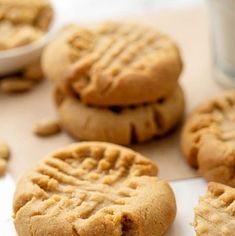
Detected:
left=194, top=182, right=235, bottom=236
left=13, top=142, right=176, bottom=236
left=55, top=84, right=184, bottom=145
left=42, top=22, right=183, bottom=107
left=181, top=90, right=235, bottom=186
left=0, top=0, right=53, bottom=50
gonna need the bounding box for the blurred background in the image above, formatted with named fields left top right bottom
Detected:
left=52, top=0, right=204, bottom=26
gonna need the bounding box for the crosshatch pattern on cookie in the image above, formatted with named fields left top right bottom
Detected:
left=181, top=91, right=235, bottom=186
left=13, top=143, right=161, bottom=232
left=194, top=182, right=235, bottom=236
left=14, top=143, right=177, bottom=236
left=190, top=93, right=235, bottom=144
left=42, top=21, right=182, bottom=106
left=67, top=22, right=177, bottom=85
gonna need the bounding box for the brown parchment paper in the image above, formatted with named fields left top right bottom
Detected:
left=0, top=5, right=224, bottom=182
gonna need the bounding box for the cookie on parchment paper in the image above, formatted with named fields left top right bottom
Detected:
left=55, top=84, right=184, bottom=145
left=42, top=22, right=183, bottom=106
left=13, top=142, right=176, bottom=236
left=181, top=90, right=235, bottom=187
left=194, top=182, right=235, bottom=236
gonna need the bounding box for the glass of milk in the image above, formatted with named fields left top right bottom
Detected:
left=208, top=0, right=235, bottom=87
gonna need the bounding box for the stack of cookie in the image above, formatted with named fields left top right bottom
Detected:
left=42, top=22, right=185, bottom=145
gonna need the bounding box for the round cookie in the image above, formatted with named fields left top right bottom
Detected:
left=55, top=84, right=184, bottom=145
left=181, top=90, right=235, bottom=186
left=13, top=142, right=176, bottom=236
left=42, top=22, right=183, bottom=107
left=194, top=182, right=235, bottom=236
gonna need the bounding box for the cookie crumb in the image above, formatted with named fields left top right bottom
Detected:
left=33, top=119, right=61, bottom=137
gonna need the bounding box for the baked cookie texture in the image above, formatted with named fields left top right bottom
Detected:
left=13, top=142, right=176, bottom=236
left=42, top=22, right=183, bottom=106
left=194, top=182, right=235, bottom=236
left=181, top=91, right=235, bottom=186
left=0, top=0, right=53, bottom=50
left=55, top=84, right=184, bottom=145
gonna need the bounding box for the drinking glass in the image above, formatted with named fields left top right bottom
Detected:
left=207, top=0, right=235, bottom=87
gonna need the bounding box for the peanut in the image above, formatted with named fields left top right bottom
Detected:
left=33, top=119, right=61, bottom=137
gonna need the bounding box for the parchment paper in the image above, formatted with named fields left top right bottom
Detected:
left=0, top=6, right=224, bottom=181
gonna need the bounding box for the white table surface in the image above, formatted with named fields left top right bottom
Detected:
left=0, top=1, right=208, bottom=235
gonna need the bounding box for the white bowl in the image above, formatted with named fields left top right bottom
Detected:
left=0, top=22, right=56, bottom=76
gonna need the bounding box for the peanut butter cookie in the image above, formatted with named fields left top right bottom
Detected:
left=55, top=84, right=184, bottom=145
left=194, top=182, right=235, bottom=236
left=13, top=142, right=176, bottom=236
left=42, top=22, right=183, bottom=106
left=181, top=91, right=235, bottom=186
